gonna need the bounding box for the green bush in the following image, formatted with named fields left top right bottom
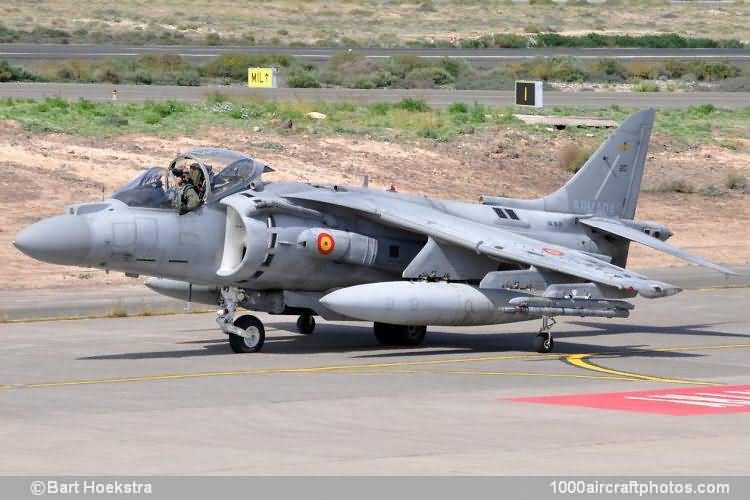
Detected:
left=510, top=57, right=585, bottom=82
left=286, top=68, right=321, bottom=88
left=492, top=34, right=528, bottom=48
left=395, top=98, right=430, bottom=112
left=0, top=60, right=38, bottom=82
left=664, top=60, right=740, bottom=81
left=589, top=59, right=627, bottom=81
left=201, top=53, right=294, bottom=81
left=634, top=81, right=659, bottom=92
left=367, top=102, right=391, bottom=115
left=143, top=113, right=161, bottom=124
left=687, top=103, right=716, bottom=117
left=405, top=66, right=454, bottom=86
left=448, top=102, right=468, bottom=114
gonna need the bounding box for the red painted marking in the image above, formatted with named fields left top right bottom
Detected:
left=510, top=385, right=750, bottom=416
left=316, top=232, right=335, bottom=255
left=542, top=246, right=564, bottom=256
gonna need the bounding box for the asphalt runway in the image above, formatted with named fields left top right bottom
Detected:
left=2, top=82, right=749, bottom=108
left=0, top=286, right=748, bottom=474
left=2, top=44, right=749, bottom=63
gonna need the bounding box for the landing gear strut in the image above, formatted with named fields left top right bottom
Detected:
left=533, top=315, right=555, bottom=353
left=296, top=314, right=316, bottom=335
left=374, top=322, right=427, bottom=346
left=217, top=287, right=266, bottom=353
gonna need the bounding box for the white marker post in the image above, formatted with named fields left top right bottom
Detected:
left=515, top=81, right=543, bottom=108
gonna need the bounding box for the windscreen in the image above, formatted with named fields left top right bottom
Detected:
left=112, top=167, right=174, bottom=209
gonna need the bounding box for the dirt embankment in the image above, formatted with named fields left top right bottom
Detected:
left=2, top=121, right=748, bottom=290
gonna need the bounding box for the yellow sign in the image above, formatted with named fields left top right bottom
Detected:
left=248, top=68, right=275, bottom=88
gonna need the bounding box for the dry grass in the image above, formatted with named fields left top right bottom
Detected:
left=1, top=1, right=748, bottom=46
left=558, top=144, right=594, bottom=173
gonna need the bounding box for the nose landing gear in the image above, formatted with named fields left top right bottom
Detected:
left=217, top=287, right=266, bottom=353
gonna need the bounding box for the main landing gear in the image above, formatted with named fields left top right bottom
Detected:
left=533, top=315, right=556, bottom=353
left=373, top=322, right=427, bottom=347
left=296, top=313, right=316, bottom=335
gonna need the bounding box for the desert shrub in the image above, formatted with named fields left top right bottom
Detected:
left=725, top=172, right=748, bottom=191
left=143, top=113, right=161, bottom=124
left=405, top=66, right=454, bottom=86
left=205, top=33, right=221, bottom=46
left=623, top=61, right=659, bottom=80
left=492, top=34, right=528, bottom=48
left=201, top=53, right=294, bottom=81
left=652, top=179, right=696, bottom=193
left=0, top=60, right=38, bottom=82
left=395, top=98, right=430, bottom=112
left=448, top=102, right=468, bottom=114
left=589, top=58, right=627, bottom=81
left=144, top=100, right=187, bottom=118
left=287, top=68, right=321, bottom=88
left=94, top=64, right=121, bottom=83
left=664, top=60, right=740, bottom=81
left=634, top=81, right=659, bottom=92
left=53, top=60, right=92, bottom=81
left=687, top=103, right=716, bottom=117
left=509, top=57, right=585, bottom=82
left=559, top=144, right=593, bottom=173
left=367, top=102, right=391, bottom=115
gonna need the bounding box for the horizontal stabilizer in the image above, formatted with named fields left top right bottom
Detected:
left=580, top=217, right=738, bottom=276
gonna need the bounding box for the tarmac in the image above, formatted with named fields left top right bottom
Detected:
left=3, top=44, right=749, bottom=63
left=2, top=82, right=749, bottom=108
left=0, top=272, right=748, bottom=474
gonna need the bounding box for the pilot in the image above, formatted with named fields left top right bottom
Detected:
left=188, top=163, right=206, bottom=200
left=171, top=167, right=201, bottom=214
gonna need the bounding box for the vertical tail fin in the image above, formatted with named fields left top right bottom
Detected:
left=540, top=109, right=654, bottom=219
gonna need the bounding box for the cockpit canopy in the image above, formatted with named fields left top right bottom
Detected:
left=112, top=148, right=273, bottom=210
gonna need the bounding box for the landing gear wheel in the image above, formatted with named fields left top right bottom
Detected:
left=296, top=314, right=316, bottom=335
left=533, top=333, right=554, bottom=353
left=374, top=323, right=427, bottom=347
left=229, top=315, right=265, bottom=353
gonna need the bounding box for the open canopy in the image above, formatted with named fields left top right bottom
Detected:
left=112, top=148, right=273, bottom=209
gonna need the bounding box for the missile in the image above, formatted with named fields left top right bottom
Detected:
left=320, top=281, right=536, bottom=326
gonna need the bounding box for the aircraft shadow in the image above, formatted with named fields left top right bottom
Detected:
left=77, top=320, right=745, bottom=361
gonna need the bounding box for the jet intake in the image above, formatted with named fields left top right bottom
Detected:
left=216, top=197, right=271, bottom=280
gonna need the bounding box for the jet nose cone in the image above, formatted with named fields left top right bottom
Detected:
left=14, top=215, right=92, bottom=265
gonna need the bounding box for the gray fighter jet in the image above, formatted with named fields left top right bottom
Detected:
left=14, top=109, right=737, bottom=354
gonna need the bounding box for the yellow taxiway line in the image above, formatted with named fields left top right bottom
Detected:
left=2, top=343, right=749, bottom=392
left=565, top=354, right=718, bottom=386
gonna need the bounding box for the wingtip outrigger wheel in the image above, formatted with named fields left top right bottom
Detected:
left=533, top=315, right=556, bottom=353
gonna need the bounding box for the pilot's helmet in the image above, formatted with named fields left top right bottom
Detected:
left=170, top=167, right=186, bottom=178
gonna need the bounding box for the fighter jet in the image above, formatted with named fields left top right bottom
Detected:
left=14, top=109, right=737, bottom=354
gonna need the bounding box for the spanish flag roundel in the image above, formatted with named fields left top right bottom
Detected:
left=317, top=232, right=335, bottom=255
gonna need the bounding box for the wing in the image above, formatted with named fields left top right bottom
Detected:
left=579, top=217, right=738, bottom=276
left=285, top=190, right=681, bottom=298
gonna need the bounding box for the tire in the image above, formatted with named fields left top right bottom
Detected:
left=229, top=315, right=265, bottom=353
left=296, top=314, right=316, bottom=335
left=374, top=323, right=427, bottom=347
left=533, top=333, right=554, bottom=353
